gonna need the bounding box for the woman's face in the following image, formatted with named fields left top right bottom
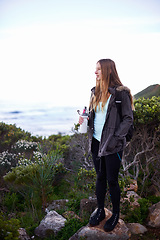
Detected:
left=95, top=62, right=102, bottom=81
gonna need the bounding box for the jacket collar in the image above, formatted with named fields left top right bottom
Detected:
left=108, top=86, right=116, bottom=95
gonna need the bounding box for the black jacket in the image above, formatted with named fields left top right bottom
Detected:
left=88, top=86, right=133, bottom=156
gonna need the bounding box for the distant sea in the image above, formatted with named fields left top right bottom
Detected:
left=0, top=101, right=81, bottom=137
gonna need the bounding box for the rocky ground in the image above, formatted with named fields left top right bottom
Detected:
left=130, top=227, right=160, bottom=240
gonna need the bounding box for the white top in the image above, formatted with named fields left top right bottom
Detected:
left=93, top=95, right=111, bottom=142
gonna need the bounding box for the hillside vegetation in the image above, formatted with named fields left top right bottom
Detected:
left=134, top=84, right=160, bottom=99
left=0, top=93, right=160, bottom=239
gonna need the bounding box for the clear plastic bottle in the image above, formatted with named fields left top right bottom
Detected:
left=79, top=106, right=88, bottom=133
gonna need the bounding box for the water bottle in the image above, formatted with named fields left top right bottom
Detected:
left=79, top=106, right=88, bottom=134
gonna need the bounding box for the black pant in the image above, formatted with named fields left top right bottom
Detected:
left=91, top=137, right=122, bottom=214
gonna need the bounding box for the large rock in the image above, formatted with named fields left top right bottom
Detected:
left=148, top=185, right=160, bottom=197
left=18, top=228, right=30, bottom=240
left=45, top=199, right=69, bottom=213
left=124, top=179, right=138, bottom=192
left=126, top=223, right=147, bottom=234
left=147, top=201, right=160, bottom=228
left=63, top=211, right=81, bottom=220
left=34, top=210, right=66, bottom=238
left=122, top=191, right=141, bottom=209
left=69, top=208, right=130, bottom=240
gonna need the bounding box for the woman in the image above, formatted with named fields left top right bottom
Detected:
left=79, top=59, right=134, bottom=232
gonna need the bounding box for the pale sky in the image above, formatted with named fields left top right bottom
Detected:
left=0, top=0, right=160, bottom=107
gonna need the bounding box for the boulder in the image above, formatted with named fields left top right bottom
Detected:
left=126, top=223, right=147, bottom=234
left=18, top=228, right=30, bottom=240
left=122, top=191, right=141, bottom=209
left=63, top=211, right=81, bottom=220
left=124, top=179, right=138, bottom=192
left=148, top=185, right=160, bottom=197
left=147, top=201, right=160, bottom=228
left=69, top=208, right=130, bottom=240
left=34, top=210, right=66, bottom=238
left=45, top=199, right=69, bottom=213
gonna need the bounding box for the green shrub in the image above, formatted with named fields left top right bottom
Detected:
left=19, top=211, right=42, bottom=237
left=0, top=123, right=42, bottom=177
left=3, top=192, right=25, bottom=212
left=4, top=148, right=67, bottom=210
left=12, top=140, right=38, bottom=152
left=134, top=96, right=160, bottom=126
left=55, top=218, right=85, bottom=240
left=0, top=122, right=41, bottom=152
left=138, top=198, right=151, bottom=222
left=0, top=151, right=18, bottom=176
left=77, top=167, right=96, bottom=194
left=147, top=195, right=160, bottom=204
left=40, top=134, right=70, bottom=158
left=52, top=178, right=71, bottom=199
left=66, top=198, right=81, bottom=215
left=3, top=193, right=19, bottom=212
left=0, top=212, right=20, bottom=240
left=123, top=198, right=151, bottom=224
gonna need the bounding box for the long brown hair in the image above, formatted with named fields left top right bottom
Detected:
left=93, top=59, right=122, bottom=111
left=91, top=59, right=134, bottom=111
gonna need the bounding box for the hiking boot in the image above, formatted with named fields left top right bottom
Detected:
left=89, top=208, right=105, bottom=226
left=104, top=213, right=119, bottom=232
